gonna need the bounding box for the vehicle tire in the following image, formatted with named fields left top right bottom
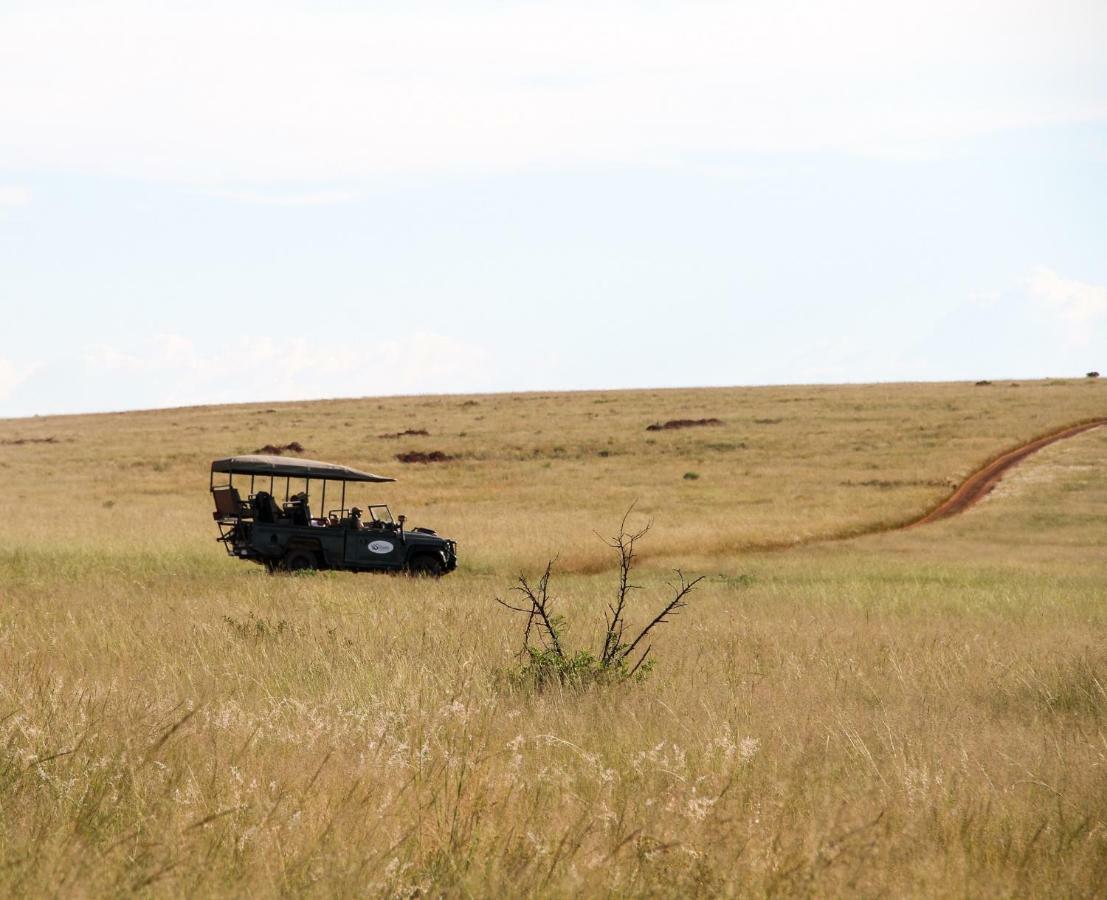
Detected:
left=282, top=550, right=318, bottom=573
left=408, top=554, right=445, bottom=577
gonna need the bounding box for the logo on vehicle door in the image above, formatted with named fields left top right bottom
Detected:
left=367, top=540, right=394, bottom=554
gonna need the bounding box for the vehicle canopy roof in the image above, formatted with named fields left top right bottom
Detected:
left=210, top=455, right=395, bottom=483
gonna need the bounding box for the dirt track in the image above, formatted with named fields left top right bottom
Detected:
left=904, top=418, right=1107, bottom=528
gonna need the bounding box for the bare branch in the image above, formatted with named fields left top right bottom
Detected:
left=496, top=595, right=539, bottom=654
left=599, top=503, right=653, bottom=665
left=617, top=570, right=704, bottom=664
left=495, top=598, right=534, bottom=615
left=510, top=559, right=563, bottom=657
left=627, top=645, right=652, bottom=679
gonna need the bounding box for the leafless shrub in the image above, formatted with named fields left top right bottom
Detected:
left=497, top=507, right=703, bottom=689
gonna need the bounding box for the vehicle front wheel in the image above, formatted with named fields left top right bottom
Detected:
left=408, top=554, right=445, bottom=577
left=282, top=550, right=318, bottom=573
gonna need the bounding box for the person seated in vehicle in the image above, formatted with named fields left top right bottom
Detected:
left=287, top=492, right=311, bottom=527
left=252, top=490, right=282, bottom=524
left=347, top=507, right=363, bottom=531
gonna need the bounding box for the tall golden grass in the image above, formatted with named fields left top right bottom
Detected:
left=0, top=379, right=1104, bottom=896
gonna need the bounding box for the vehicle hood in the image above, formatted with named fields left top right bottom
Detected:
left=405, top=529, right=452, bottom=547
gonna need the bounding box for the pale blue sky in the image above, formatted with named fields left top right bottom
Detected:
left=2, top=0, right=1105, bottom=417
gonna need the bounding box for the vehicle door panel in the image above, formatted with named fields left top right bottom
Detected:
left=343, top=527, right=404, bottom=568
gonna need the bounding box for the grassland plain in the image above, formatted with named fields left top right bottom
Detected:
left=0, top=378, right=1104, bottom=897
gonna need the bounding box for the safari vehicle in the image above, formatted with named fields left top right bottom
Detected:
left=210, top=455, right=458, bottom=576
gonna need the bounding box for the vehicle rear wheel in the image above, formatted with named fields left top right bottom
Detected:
left=408, top=554, right=445, bottom=577
left=282, top=550, right=318, bottom=573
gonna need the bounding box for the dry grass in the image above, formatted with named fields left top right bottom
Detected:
left=0, top=379, right=1105, bottom=896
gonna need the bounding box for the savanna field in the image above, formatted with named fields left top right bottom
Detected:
left=1, top=379, right=1105, bottom=897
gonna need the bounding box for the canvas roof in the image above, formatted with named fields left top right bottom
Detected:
left=210, top=455, right=395, bottom=483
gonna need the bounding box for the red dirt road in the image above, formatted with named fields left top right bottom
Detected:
left=905, top=418, right=1107, bottom=528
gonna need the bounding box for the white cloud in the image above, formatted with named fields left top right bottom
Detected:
left=1027, top=266, right=1107, bottom=348
left=0, top=354, right=40, bottom=402
left=0, top=356, right=33, bottom=401
left=0, top=185, right=30, bottom=206
left=0, top=0, right=1104, bottom=182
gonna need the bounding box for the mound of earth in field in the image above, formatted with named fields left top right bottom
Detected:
left=254, top=441, right=305, bottom=455
left=646, top=418, right=723, bottom=431
left=395, top=450, right=454, bottom=464
left=380, top=429, right=430, bottom=438
left=0, top=436, right=62, bottom=445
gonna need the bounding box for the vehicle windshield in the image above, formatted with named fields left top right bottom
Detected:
left=367, top=505, right=393, bottom=524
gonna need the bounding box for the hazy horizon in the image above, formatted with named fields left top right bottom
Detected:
left=3, top=372, right=1100, bottom=423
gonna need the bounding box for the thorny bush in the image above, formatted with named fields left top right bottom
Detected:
left=497, top=508, right=703, bottom=689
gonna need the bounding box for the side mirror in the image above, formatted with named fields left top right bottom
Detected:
left=398, top=515, right=406, bottom=526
